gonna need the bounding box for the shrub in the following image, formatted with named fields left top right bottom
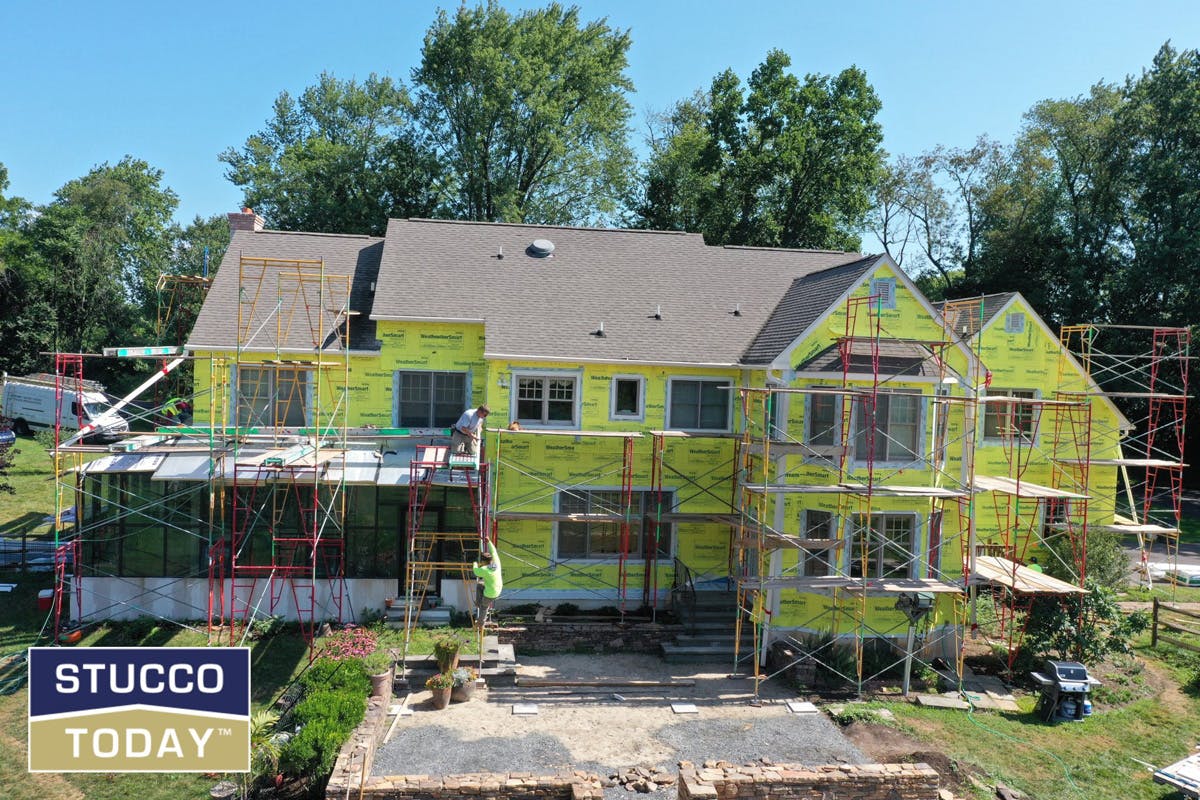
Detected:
left=279, top=716, right=353, bottom=778
left=362, top=649, right=392, bottom=675
left=322, top=625, right=378, bottom=660
left=1044, top=528, right=1130, bottom=590
left=1019, top=579, right=1149, bottom=669
left=451, top=666, right=477, bottom=686
left=433, top=635, right=462, bottom=671
left=299, top=658, right=370, bottom=696
left=292, top=690, right=366, bottom=730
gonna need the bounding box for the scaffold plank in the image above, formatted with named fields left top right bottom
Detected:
left=742, top=576, right=963, bottom=593
left=492, top=511, right=625, bottom=522
left=972, top=556, right=1085, bottom=594
left=742, top=483, right=967, bottom=498
left=973, top=475, right=1089, bottom=499
left=1054, top=458, right=1186, bottom=468
left=487, top=427, right=643, bottom=438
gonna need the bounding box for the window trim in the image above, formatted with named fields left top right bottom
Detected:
left=802, top=389, right=842, bottom=454
left=981, top=388, right=1040, bottom=445
left=511, top=369, right=582, bottom=429
left=553, top=486, right=676, bottom=562
left=850, top=390, right=925, bottom=466
left=800, top=508, right=836, bottom=577
left=233, top=364, right=313, bottom=427
left=609, top=374, right=646, bottom=422
left=665, top=377, right=733, bottom=432
left=392, top=369, right=470, bottom=428
left=845, top=511, right=923, bottom=580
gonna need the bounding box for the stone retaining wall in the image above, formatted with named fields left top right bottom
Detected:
left=677, top=760, right=940, bottom=800
left=345, top=772, right=605, bottom=800
left=495, top=622, right=683, bottom=654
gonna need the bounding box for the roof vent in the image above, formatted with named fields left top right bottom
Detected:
left=731, top=303, right=743, bottom=317
left=527, top=239, right=555, bottom=258
left=652, top=304, right=662, bottom=320
left=591, top=321, right=606, bottom=338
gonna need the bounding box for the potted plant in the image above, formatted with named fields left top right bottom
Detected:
left=425, top=671, right=454, bottom=709
left=433, top=635, right=462, bottom=672
left=450, top=666, right=478, bottom=702
left=363, top=650, right=394, bottom=697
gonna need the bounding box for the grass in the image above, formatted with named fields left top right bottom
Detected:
left=0, top=569, right=483, bottom=800
left=0, top=438, right=59, bottom=536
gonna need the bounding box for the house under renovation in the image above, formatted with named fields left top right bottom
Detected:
left=48, top=209, right=1190, bottom=687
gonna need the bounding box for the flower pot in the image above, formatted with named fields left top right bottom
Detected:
left=451, top=680, right=476, bottom=703
left=370, top=669, right=393, bottom=697
left=430, top=686, right=451, bottom=709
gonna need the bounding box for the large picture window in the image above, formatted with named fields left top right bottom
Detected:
left=983, top=389, right=1038, bottom=440
left=236, top=366, right=310, bottom=427
left=667, top=379, right=731, bottom=431
left=849, top=514, right=917, bottom=580
left=515, top=374, right=578, bottom=426
left=394, top=371, right=468, bottom=427
left=557, top=489, right=674, bottom=559
left=852, top=392, right=921, bottom=462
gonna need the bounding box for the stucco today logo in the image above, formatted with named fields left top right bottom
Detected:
left=28, top=647, right=250, bottom=773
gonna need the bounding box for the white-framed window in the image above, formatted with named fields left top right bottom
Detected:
left=800, top=509, right=836, bottom=577
left=667, top=378, right=731, bottom=431
left=983, top=389, right=1039, bottom=441
left=514, top=372, right=580, bottom=427
left=869, top=277, right=897, bottom=309
left=849, top=513, right=918, bottom=580
left=804, top=391, right=841, bottom=447
left=557, top=488, right=675, bottom=559
left=235, top=365, right=311, bottom=427
left=852, top=391, right=922, bottom=463
left=394, top=370, right=468, bottom=427
left=1004, top=312, right=1026, bottom=334
left=610, top=375, right=645, bottom=421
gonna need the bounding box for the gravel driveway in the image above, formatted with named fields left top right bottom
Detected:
left=372, top=653, right=866, bottom=795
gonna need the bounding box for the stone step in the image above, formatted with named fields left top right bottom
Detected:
left=660, top=642, right=739, bottom=664
left=674, top=633, right=754, bottom=647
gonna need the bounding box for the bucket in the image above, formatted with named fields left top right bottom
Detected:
left=37, top=589, right=54, bottom=611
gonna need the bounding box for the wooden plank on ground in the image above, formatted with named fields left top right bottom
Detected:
left=515, top=678, right=696, bottom=688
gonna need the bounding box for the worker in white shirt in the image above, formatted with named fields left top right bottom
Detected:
left=450, top=404, right=490, bottom=456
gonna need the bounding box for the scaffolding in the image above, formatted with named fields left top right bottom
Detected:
left=1058, top=325, right=1191, bottom=591
left=488, top=428, right=646, bottom=611
left=730, top=293, right=975, bottom=699
left=209, top=255, right=353, bottom=652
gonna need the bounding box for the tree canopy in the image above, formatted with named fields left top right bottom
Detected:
left=633, top=49, right=884, bottom=251
left=220, top=74, right=440, bottom=236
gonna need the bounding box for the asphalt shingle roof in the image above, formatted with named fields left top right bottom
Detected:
left=740, top=256, right=881, bottom=365
left=188, top=230, right=384, bottom=353
left=371, top=219, right=864, bottom=365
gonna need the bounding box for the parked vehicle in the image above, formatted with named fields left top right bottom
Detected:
left=0, top=372, right=128, bottom=443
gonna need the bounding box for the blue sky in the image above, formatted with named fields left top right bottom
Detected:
left=1, top=1, right=1197, bottom=225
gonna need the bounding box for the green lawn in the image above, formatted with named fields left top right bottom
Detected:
left=0, top=439, right=59, bottom=537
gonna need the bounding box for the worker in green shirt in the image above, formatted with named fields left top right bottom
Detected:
left=473, top=539, right=503, bottom=623
left=1026, top=557, right=1044, bottom=573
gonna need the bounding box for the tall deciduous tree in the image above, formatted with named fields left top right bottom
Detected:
left=0, top=158, right=178, bottom=388
left=634, top=50, right=884, bottom=251
left=221, top=74, right=441, bottom=235
left=415, top=1, right=635, bottom=224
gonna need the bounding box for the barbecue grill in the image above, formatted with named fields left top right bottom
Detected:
left=1030, top=659, right=1099, bottom=722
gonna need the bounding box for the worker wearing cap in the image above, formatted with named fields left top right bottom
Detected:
left=451, top=404, right=490, bottom=456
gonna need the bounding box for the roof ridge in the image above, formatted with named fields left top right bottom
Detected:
left=397, top=218, right=698, bottom=237
left=253, top=229, right=383, bottom=242
left=723, top=244, right=859, bottom=255
left=794, top=254, right=881, bottom=279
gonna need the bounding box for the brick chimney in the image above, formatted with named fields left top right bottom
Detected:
left=228, top=207, right=265, bottom=233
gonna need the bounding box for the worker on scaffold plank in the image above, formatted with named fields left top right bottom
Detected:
left=451, top=404, right=490, bottom=458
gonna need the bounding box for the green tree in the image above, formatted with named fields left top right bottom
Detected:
left=415, top=1, right=635, bottom=224
left=222, top=73, right=441, bottom=235
left=873, top=138, right=1008, bottom=298
left=635, top=50, right=883, bottom=250
left=1108, top=43, right=1200, bottom=327
left=4, top=158, right=179, bottom=389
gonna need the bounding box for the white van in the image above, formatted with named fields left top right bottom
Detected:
left=0, top=373, right=129, bottom=443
